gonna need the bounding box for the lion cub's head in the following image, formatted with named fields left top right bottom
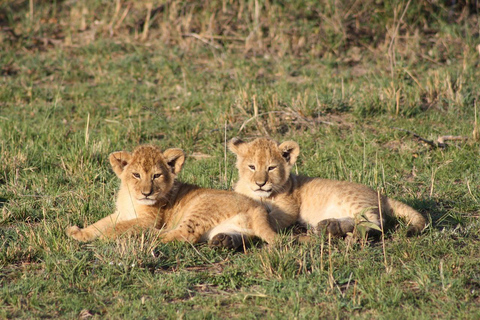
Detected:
left=228, top=138, right=299, bottom=198
left=109, top=145, right=185, bottom=206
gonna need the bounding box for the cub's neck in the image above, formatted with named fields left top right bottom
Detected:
left=152, top=180, right=201, bottom=228
left=159, top=180, right=200, bottom=208
left=270, top=173, right=295, bottom=198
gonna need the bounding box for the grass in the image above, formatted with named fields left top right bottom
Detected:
left=1, top=0, right=480, bottom=318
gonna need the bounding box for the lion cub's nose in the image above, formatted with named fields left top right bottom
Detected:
left=255, top=180, right=267, bottom=187
left=141, top=189, right=153, bottom=197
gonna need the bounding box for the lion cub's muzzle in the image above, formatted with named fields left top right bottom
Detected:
left=252, top=185, right=273, bottom=198
left=137, top=184, right=161, bottom=205
left=136, top=196, right=158, bottom=205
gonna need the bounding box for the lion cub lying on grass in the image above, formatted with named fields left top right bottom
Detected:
left=66, top=145, right=278, bottom=248
left=226, top=137, right=426, bottom=240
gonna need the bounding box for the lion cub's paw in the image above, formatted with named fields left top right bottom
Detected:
left=316, top=219, right=344, bottom=237
left=209, top=233, right=238, bottom=249
left=66, top=226, right=91, bottom=242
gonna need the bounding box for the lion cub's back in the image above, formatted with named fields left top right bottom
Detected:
left=297, top=177, right=379, bottom=226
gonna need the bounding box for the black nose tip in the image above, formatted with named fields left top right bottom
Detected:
left=142, top=190, right=152, bottom=197
left=256, top=181, right=266, bottom=187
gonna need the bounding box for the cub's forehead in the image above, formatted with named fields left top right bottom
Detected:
left=130, top=145, right=166, bottom=168
left=248, top=139, right=281, bottom=160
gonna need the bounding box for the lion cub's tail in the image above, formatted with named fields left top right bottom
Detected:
left=384, top=198, right=427, bottom=234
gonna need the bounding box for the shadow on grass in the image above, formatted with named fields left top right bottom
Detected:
left=0, top=197, right=6, bottom=208
left=406, top=197, right=466, bottom=230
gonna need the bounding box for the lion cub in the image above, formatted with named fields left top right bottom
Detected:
left=66, top=145, right=278, bottom=248
left=228, top=137, right=426, bottom=238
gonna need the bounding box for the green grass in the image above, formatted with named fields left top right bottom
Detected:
left=1, top=0, right=480, bottom=318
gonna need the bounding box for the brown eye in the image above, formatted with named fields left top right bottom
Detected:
left=268, top=166, right=277, bottom=171
left=153, top=173, right=162, bottom=179
left=132, top=173, right=140, bottom=179
left=248, top=165, right=256, bottom=171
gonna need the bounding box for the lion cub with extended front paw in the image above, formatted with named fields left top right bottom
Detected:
left=228, top=137, right=426, bottom=238
left=66, top=145, right=278, bottom=248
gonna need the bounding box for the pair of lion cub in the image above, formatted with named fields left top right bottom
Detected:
left=67, top=138, right=426, bottom=248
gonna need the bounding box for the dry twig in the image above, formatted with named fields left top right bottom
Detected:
left=391, top=127, right=468, bottom=148
left=182, top=33, right=222, bottom=50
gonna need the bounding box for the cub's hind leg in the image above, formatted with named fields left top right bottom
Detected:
left=157, top=215, right=206, bottom=244
left=160, top=219, right=249, bottom=245
left=158, top=228, right=203, bottom=244
left=210, top=206, right=280, bottom=247
left=209, top=207, right=278, bottom=249
left=315, top=204, right=384, bottom=238
left=315, top=218, right=355, bottom=237
left=209, top=233, right=246, bottom=249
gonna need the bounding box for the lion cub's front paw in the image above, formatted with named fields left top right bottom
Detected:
left=66, top=226, right=91, bottom=242
left=209, top=233, right=238, bottom=249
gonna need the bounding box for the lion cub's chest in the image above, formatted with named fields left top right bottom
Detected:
left=265, top=195, right=301, bottom=216
left=262, top=199, right=275, bottom=213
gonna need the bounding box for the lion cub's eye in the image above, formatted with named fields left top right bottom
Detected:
left=132, top=173, right=141, bottom=179
left=153, top=173, right=162, bottom=179
left=268, top=166, right=277, bottom=171
left=248, top=165, right=256, bottom=171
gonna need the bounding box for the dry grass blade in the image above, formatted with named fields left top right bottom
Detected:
left=141, top=3, right=153, bottom=41
left=391, top=127, right=469, bottom=149
left=183, top=33, right=222, bottom=49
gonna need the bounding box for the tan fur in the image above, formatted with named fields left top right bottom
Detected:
left=66, top=145, right=278, bottom=247
left=229, top=137, right=426, bottom=237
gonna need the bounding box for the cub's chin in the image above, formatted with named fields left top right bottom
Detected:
left=253, top=189, right=272, bottom=198
left=136, top=198, right=157, bottom=206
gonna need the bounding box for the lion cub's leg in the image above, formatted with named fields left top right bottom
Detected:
left=157, top=228, right=203, bottom=244
left=315, top=205, right=383, bottom=238
left=209, top=206, right=278, bottom=249
left=209, top=233, right=246, bottom=249
left=158, top=222, right=253, bottom=246
left=156, top=211, right=208, bottom=243
left=67, top=213, right=156, bottom=242
left=315, top=217, right=355, bottom=237
left=67, top=212, right=123, bottom=242
left=99, top=215, right=157, bottom=239
left=159, top=206, right=278, bottom=247
left=250, top=207, right=278, bottom=244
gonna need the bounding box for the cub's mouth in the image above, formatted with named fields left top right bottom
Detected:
left=137, top=197, right=157, bottom=205
left=252, top=188, right=273, bottom=198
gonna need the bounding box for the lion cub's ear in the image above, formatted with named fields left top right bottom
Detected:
left=163, top=148, right=186, bottom=175
left=109, top=151, right=132, bottom=177
left=228, top=138, right=247, bottom=156
left=278, top=141, right=300, bottom=166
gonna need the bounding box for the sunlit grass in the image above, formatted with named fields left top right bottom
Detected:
left=1, top=0, right=479, bottom=318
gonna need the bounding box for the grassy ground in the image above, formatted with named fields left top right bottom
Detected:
left=1, top=0, right=480, bottom=318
